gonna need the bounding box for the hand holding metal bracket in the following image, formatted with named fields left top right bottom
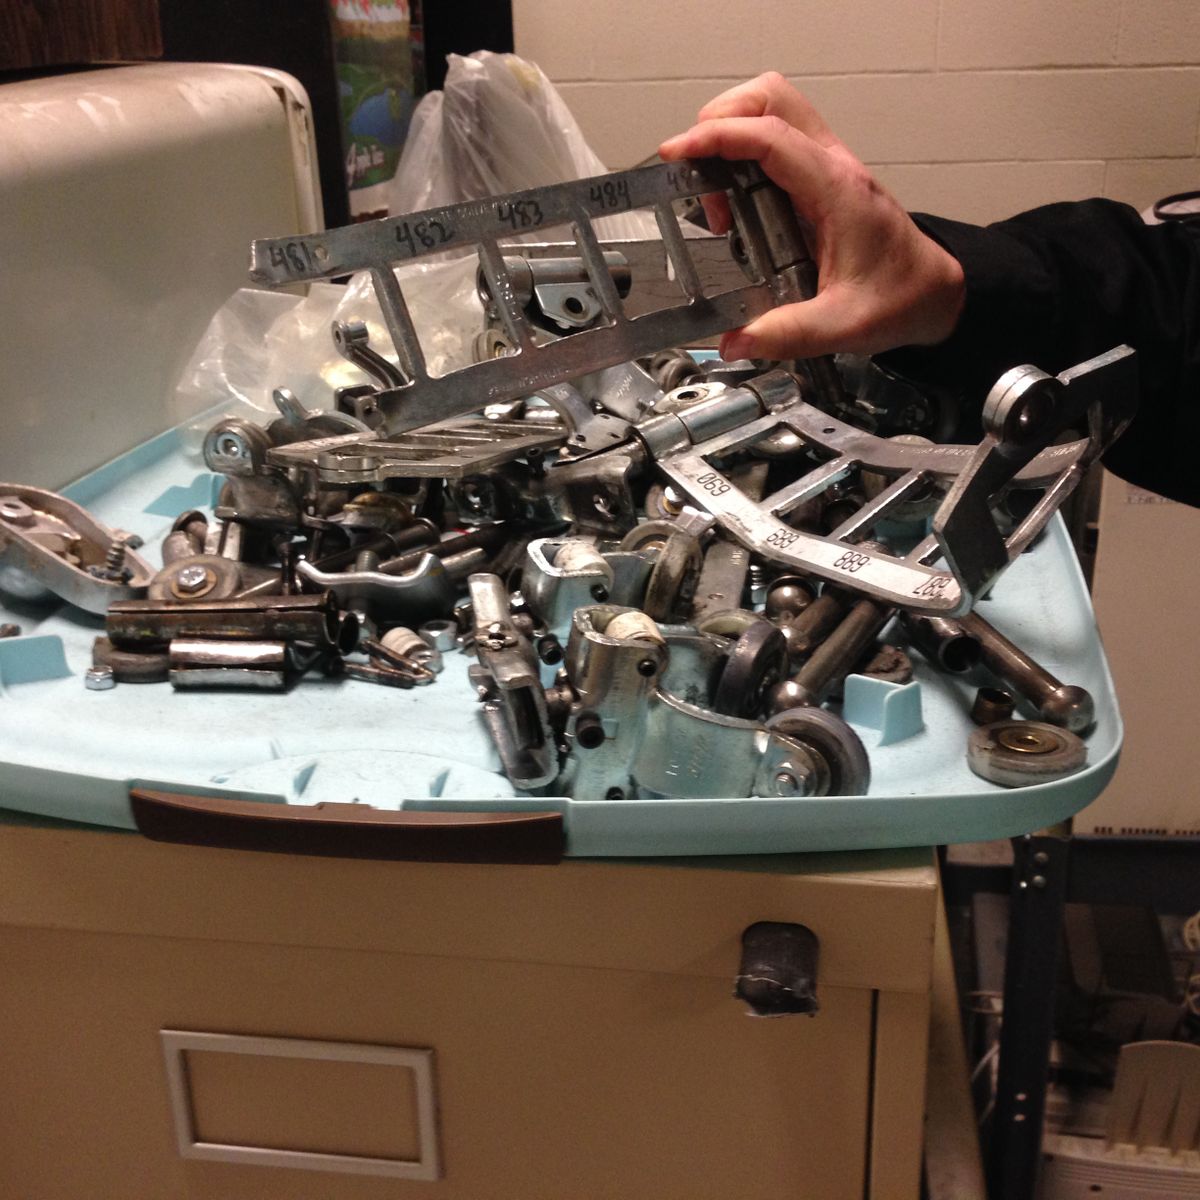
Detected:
left=249, top=159, right=809, bottom=437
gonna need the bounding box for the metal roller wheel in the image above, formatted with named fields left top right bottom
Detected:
left=92, top=636, right=170, bottom=684
left=713, top=621, right=789, bottom=719
left=766, top=707, right=872, bottom=797
left=621, top=520, right=702, bottom=621
left=967, top=720, right=1086, bottom=788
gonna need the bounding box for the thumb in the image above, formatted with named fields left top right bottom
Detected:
left=722, top=290, right=865, bottom=361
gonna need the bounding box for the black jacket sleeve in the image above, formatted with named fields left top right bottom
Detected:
left=879, top=199, right=1200, bottom=505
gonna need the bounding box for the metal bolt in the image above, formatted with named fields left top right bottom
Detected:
left=535, top=633, right=563, bottom=665
left=773, top=770, right=800, bottom=797
left=1033, top=851, right=1049, bottom=866
left=84, top=666, right=116, bottom=691
left=776, top=596, right=890, bottom=710
left=575, top=712, right=606, bottom=750
left=1031, top=874, right=1047, bottom=889
left=104, top=538, right=127, bottom=573
left=959, top=611, right=1094, bottom=733
left=89, top=535, right=133, bottom=583
left=175, top=564, right=210, bottom=595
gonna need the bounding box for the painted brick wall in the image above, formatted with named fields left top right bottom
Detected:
left=513, top=0, right=1200, bottom=223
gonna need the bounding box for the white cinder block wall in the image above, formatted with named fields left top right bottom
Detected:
left=513, top=0, right=1200, bottom=224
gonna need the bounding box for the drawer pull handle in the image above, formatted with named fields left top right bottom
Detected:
left=130, top=788, right=563, bottom=864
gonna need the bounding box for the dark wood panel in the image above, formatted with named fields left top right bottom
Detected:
left=0, top=0, right=162, bottom=70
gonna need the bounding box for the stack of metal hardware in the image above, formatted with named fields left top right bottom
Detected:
left=0, top=160, right=1136, bottom=802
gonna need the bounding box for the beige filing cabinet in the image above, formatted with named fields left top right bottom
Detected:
left=1084, top=470, right=1200, bottom=836
left=0, top=820, right=936, bottom=1199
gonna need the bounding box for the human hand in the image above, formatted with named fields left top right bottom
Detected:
left=659, top=73, right=965, bottom=362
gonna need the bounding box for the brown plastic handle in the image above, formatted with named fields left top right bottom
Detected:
left=129, top=788, right=564, bottom=865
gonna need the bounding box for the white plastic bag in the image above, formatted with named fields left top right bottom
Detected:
left=387, top=51, right=660, bottom=243
left=172, top=51, right=663, bottom=440
left=171, top=256, right=483, bottom=438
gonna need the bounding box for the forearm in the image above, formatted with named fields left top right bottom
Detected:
left=882, top=200, right=1200, bottom=504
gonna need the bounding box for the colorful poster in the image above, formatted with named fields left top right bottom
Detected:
left=330, top=0, right=423, bottom=216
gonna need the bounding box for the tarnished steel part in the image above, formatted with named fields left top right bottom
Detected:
left=92, top=636, right=170, bottom=684
left=971, top=686, right=1016, bottom=726
left=477, top=252, right=633, bottom=332
left=631, top=633, right=826, bottom=801
left=107, top=592, right=347, bottom=649
left=267, top=385, right=374, bottom=443
left=469, top=573, right=557, bottom=789
left=296, top=553, right=455, bottom=618
left=786, top=590, right=850, bottom=658
left=765, top=707, right=871, bottom=796
left=148, top=556, right=242, bottom=604
left=522, top=538, right=654, bottom=637
left=646, top=349, right=702, bottom=393
left=859, top=643, right=914, bottom=686
left=331, top=320, right=407, bottom=389
left=655, top=347, right=1136, bottom=614
left=168, top=639, right=288, bottom=691
left=573, top=361, right=663, bottom=423
left=637, top=381, right=766, bottom=459
left=619, top=519, right=704, bottom=622
left=712, top=620, right=789, bottom=719
left=203, top=417, right=302, bottom=527
left=691, top=536, right=752, bottom=623
left=552, top=613, right=827, bottom=801
left=931, top=344, right=1137, bottom=600
left=691, top=464, right=768, bottom=624
left=959, top=610, right=1095, bottom=733
left=559, top=605, right=668, bottom=801
left=900, top=612, right=982, bottom=675
left=343, top=660, right=425, bottom=688
left=161, top=511, right=208, bottom=566
left=773, top=597, right=891, bottom=710
left=203, top=418, right=273, bottom=477
left=249, top=160, right=800, bottom=439
left=967, top=720, right=1087, bottom=788
left=265, top=417, right=566, bottom=486
left=764, top=575, right=818, bottom=622
left=335, top=491, right=415, bottom=533
left=374, top=521, right=517, bottom=577
left=419, top=619, right=459, bottom=653
left=546, top=442, right=645, bottom=536
left=0, top=485, right=152, bottom=614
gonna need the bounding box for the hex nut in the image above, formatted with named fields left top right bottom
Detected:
left=84, top=666, right=116, bottom=691
left=419, top=620, right=459, bottom=653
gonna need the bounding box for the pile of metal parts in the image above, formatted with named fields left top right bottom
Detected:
left=0, top=159, right=1137, bottom=799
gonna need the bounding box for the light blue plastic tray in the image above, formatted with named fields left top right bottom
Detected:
left=0, top=413, right=1121, bottom=856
